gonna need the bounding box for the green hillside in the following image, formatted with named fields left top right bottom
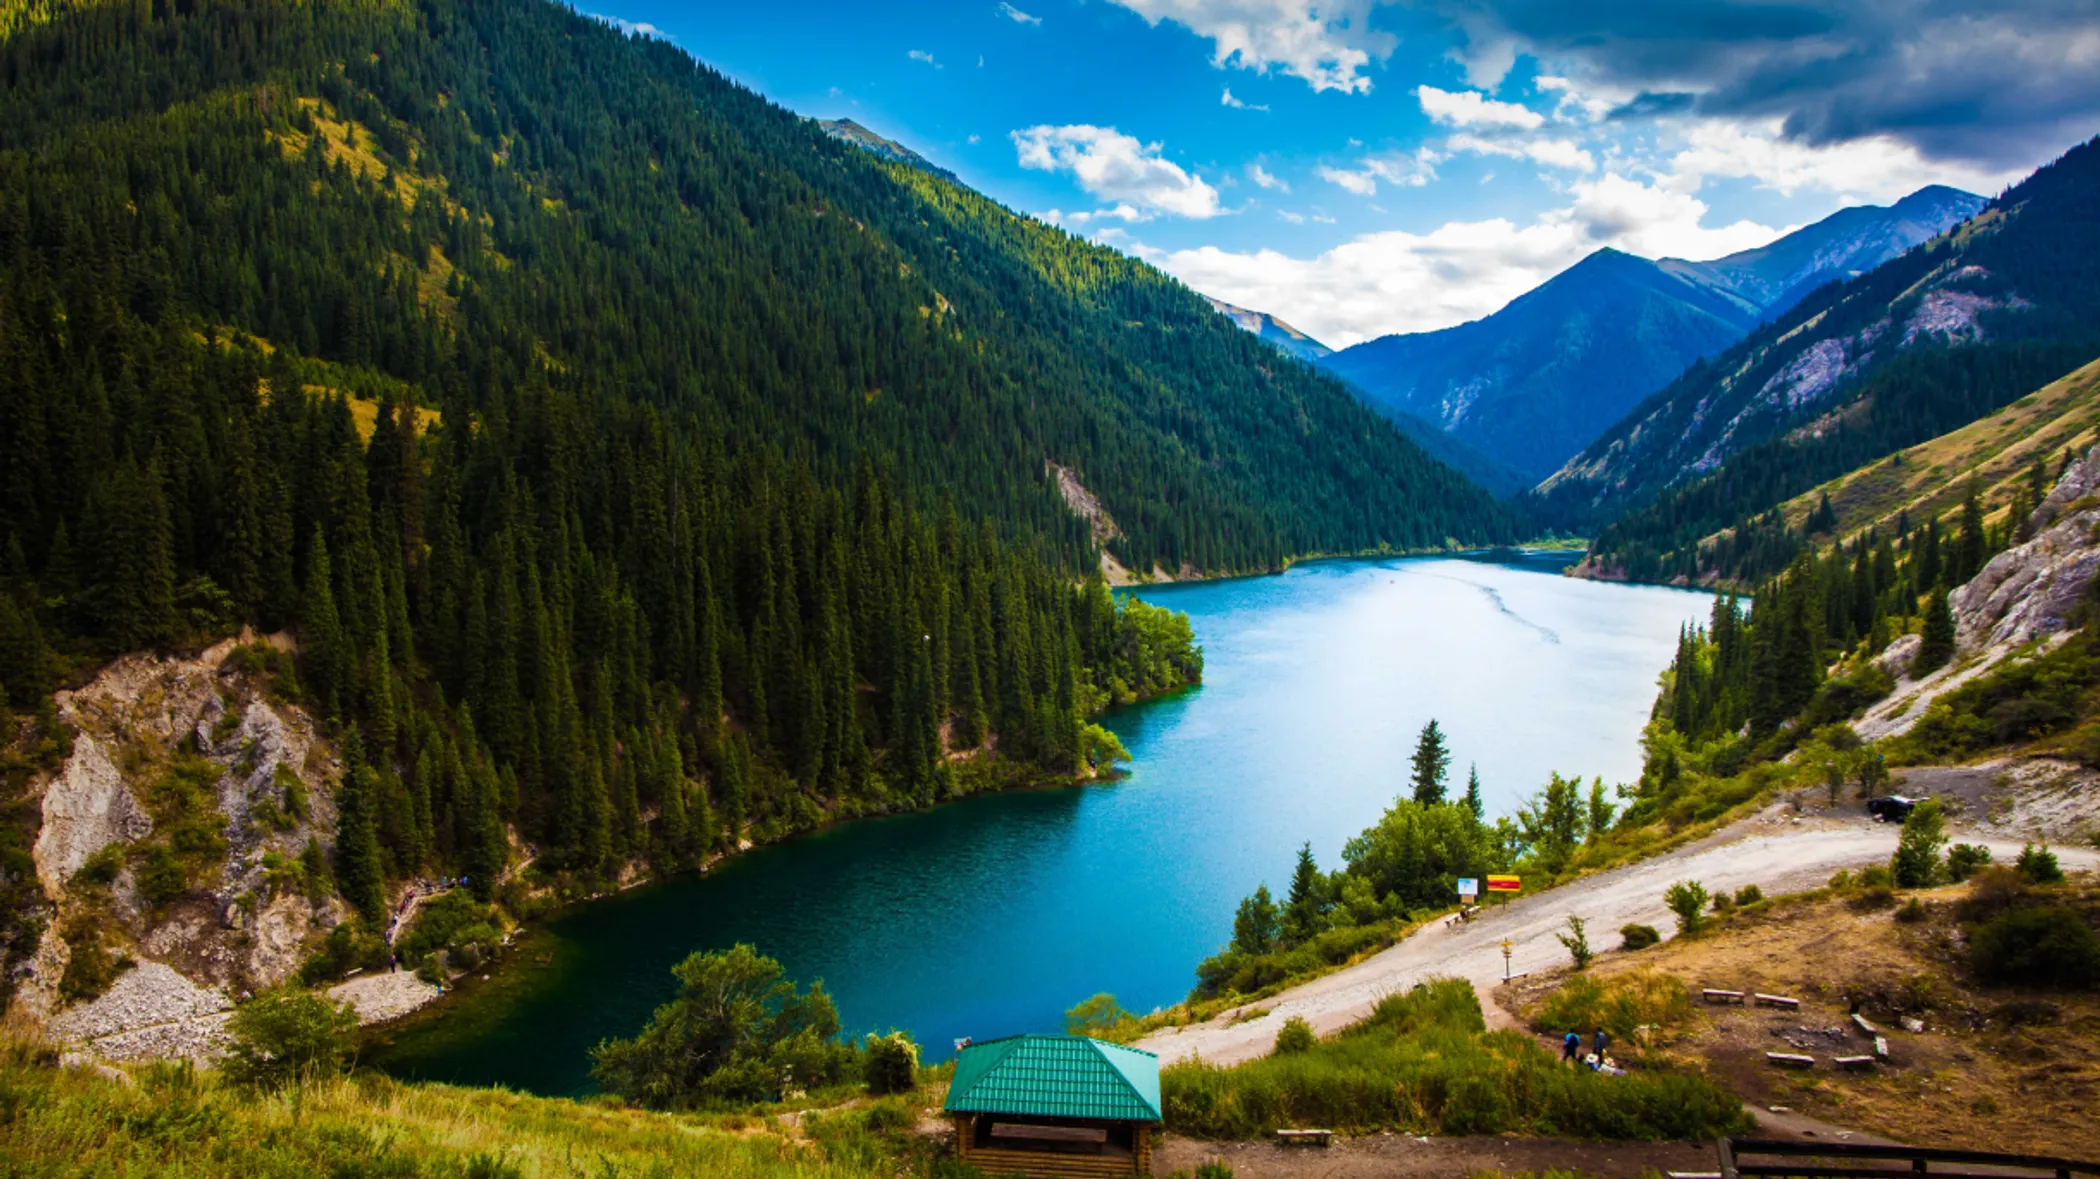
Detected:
left=0, top=0, right=1519, bottom=997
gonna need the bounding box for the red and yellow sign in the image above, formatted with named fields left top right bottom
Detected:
left=1485, top=875, right=1522, bottom=893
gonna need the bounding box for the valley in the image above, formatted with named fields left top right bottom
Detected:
left=1, top=0, right=2098, bottom=1176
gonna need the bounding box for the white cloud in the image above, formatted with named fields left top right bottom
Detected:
left=998, top=2, right=1041, bottom=24
left=1446, top=131, right=1595, bottom=172
left=908, top=49, right=942, bottom=68
left=1105, top=0, right=1397, bottom=94
left=1318, top=147, right=1440, bottom=196
left=967, top=134, right=981, bottom=145
left=1147, top=171, right=1782, bottom=346
left=1247, top=163, right=1289, bottom=192
left=1013, top=124, right=1223, bottom=219
left=1277, top=209, right=1306, bottom=223
left=1221, top=88, right=1270, bottom=111
left=1664, top=120, right=2023, bottom=202
left=1416, top=84, right=1543, bottom=130
left=1316, top=164, right=1378, bottom=196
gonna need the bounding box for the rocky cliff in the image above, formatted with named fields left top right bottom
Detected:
left=1860, top=444, right=2100, bottom=739
left=14, top=634, right=349, bottom=1053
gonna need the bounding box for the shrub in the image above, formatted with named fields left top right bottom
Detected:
left=1850, top=886, right=1897, bottom=912
left=1958, top=867, right=2032, bottom=923
left=1733, top=885, right=1764, bottom=907
left=1946, top=844, right=1993, bottom=882
left=1894, top=898, right=1928, bottom=924
left=1556, top=915, right=1593, bottom=970
left=222, top=990, right=358, bottom=1088
left=862, top=1032, right=918, bottom=1095
left=1664, top=881, right=1709, bottom=937
left=1162, top=978, right=1743, bottom=1141
left=1890, top=799, right=1947, bottom=887
left=299, top=922, right=389, bottom=984
left=1619, top=924, right=1661, bottom=951
left=1859, top=864, right=1894, bottom=889
left=395, top=891, right=502, bottom=975
left=1710, top=891, right=1736, bottom=916
left=1065, top=993, right=1134, bottom=1038
left=1534, top=971, right=1694, bottom=1046
left=1273, top=1016, right=1317, bottom=1055
left=2017, top=843, right=2065, bottom=885
left=1968, top=907, right=2100, bottom=989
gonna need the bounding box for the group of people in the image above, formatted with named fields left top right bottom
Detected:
left=1560, top=1030, right=1625, bottom=1075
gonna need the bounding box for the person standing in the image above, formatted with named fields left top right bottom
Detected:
left=1594, top=1029, right=1609, bottom=1058
left=1563, top=1031, right=1581, bottom=1066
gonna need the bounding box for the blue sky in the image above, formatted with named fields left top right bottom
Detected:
left=585, top=1, right=2100, bottom=346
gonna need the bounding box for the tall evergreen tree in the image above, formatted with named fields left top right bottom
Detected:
left=1916, top=586, right=1957, bottom=675
left=1410, top=719, right=1451, bottom=805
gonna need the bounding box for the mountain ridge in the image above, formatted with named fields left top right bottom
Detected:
left=1311, top=187, right=1985, bottom=482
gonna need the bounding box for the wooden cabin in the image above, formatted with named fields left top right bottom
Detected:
left=943, top=1034, right=1162, bottom=1178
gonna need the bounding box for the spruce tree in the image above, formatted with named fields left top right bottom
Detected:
left=1230, top=884, right=1279, bottom=956
left=334, top=737, right=387, bottom=924
left=1915, top=586, right=1956, bottom=675
left=1282, top=843, right=1324, bottom=947
left=1410, top=719, right=1450, bottom=804
left=1464, top=763, right=1484, bottom=820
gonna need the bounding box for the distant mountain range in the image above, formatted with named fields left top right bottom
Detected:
left=1549, top=136, right=2100, bottom=582
left=817, top=117, right=961, bottom=184
left=1304, top=186, right=1986, bottom=483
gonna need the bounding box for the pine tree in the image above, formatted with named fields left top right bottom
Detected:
left=1282, top=842, right=1324, bottom=947
left=334, top=737, right=387, bottom=924
left=1915, top=586, right=1956, bottom=675
left=1410, top=719, right=1450, bottom=804
left=1230, top=884, right=1279, bottom=956
left=1463, top=763, right=1484, bottom=820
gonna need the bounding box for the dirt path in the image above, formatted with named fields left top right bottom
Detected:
left=1155, top=1132, right=1724, bottom=1178
left=1135, top=808, right=2098, bottom=1066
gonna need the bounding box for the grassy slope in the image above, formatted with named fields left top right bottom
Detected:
left=0, top=1037, right=897, bottom=1178
left=1750, top=356, right=2100, bottom=544
left=1506, top=877, right=2100, bottom=1159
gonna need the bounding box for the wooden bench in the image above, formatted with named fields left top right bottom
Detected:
left=1702, top=989, right=1746, bottom=1005
left=1753, top=993, right=1800, bottom=1010
left=1765, top=1052, right=1816, bottom=1069
left=1874, top=1035, right=1891, bottom=1062
left=1275, top=1130, right=1333, bottom=1148
left=1851, top=1013, right=1879, bottom=1037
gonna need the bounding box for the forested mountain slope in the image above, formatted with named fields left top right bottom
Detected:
left=1539, top=136, right=2100, bottom=579
left=0, top=0, right=1516, bottom=1009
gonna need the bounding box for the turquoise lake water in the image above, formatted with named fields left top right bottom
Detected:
left=369, top=551, right=1714, bottom=1095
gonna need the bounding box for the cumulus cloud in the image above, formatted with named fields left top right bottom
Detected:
left=998, top=1, right=1042, bottom=24
left=1221, top=88, right=1270, bottom=111
left=1247, top=163, right=1289, bottom=192
left=908, top=49, right=941, bottom=67
left=1147, top=171, right=1780, bottom=345
left=1013, top=124, right=1223, bottom=219
left=1416, top=84, right=1544, bottom=129
left=1316, top=164, right=1378, bottom=195
left=1432, top=0, right=2100, bottom=168
left=1665, top=119, right=2024, bottom=200
left=1105, top=0, right=1398, bottom=93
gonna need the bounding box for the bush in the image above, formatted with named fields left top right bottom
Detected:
left=1534, top=971, right=1694, bottom=1046
left=861, top=1032, right=918, bottom=1095
left=1895, top=898, right=1929, bottom=924
left=394, top=891, right=502, bottom=976
left=2017, top=843, right=2065, bottom=885
left=1556, top=915, right=1593, bottom=970
left=298, top=921, right=389, bottom=984
left=1850, top=886, right=1897, bottom=912
left=1065, top=993, right=1134, bottom=1038
left=1859, top=864, right=1894, bottom=888
left=1733, top=885, right=1763, bottom=907
left=1946, top=844, right=1993, bottom=882
left=1890, top=799, right=1947, bottom=888
left=1664, top=881, right=1709, bottom=937
left=222, top=990, right=358, bottom=1088
left=1161, top=978, right=1744, bottom=1141
left=1619, top=924, right=1661, bottom=951
left=1273, top=1016, right=1318, bottom=1055
left=1968, top=907, right=2100, bottom=989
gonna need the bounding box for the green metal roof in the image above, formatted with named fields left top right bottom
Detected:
left=943, top=1035, right=1162, bottom=1123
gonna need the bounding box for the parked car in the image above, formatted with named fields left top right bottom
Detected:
left=1866, top=795, right=1924, bottom=822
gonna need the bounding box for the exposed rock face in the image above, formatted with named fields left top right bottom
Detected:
left=1953, top=442, right=2100, bottom=650
left=21, top=633, right=346, bottom=1052
left=1857, top=445, right=2100, bottom=741
left=32, top=734, right=151, bottom=895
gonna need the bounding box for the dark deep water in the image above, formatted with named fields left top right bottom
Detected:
left=369, top=551, right=1714, bottom=1095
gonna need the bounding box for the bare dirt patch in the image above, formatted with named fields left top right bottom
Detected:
left=1155, top=1131, right=1720, bottom=1179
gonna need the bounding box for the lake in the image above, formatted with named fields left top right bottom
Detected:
left=368, top=551, right=1714, bottom=1095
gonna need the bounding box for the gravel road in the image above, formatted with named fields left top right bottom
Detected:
left=1135, top=808, right=2099, bottom=1066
